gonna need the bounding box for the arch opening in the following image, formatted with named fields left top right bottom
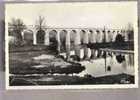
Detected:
left=80, top=30, right=86, bottom=44
left=23, top=30, right=33, bottom=45
left=60, top=30, right=67, bottom=51
left=70, top=30, right=77, bottom=44
left=36, top=29, right=45, bottom=44
left=89, top=30, right=94, bottom=44
left=49, top=30, right=57, bottom=45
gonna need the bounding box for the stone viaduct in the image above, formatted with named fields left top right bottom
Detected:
left=10, top=25, right=132, bottom=60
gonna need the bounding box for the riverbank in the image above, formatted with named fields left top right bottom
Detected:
left=9, top=73, right=134, bottom=86
left=9, top=45, right=135, bottom=86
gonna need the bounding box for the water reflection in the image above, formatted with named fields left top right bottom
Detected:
left=61, top=49, right=134, bottom=77
left=81, top=52, right=134, bottom=77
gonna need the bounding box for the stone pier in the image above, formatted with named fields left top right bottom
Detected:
left=65, top=31, right=71, bottom=60
left=44, top=30, right=50, bottom=46
left=74, top=30, right=81, bottom=60
left=56, top=31, right=61, bottom=54
left=82, top=30, right=89, bottom=60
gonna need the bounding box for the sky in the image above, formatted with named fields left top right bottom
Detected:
left=5, top=2, right=137, bottom=29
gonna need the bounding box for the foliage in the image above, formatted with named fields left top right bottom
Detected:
left=116, top=54, right=125, bottom=63
left=115, top=34, right=125, bottom=43
left=126, top=23, right=134, bottom=41
left=8, top=18, right=26, bottom=45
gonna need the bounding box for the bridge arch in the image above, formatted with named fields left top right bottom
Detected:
left=107, top=30, right=113, bottom=42
left=70, top=30, right=77, bottom=44
left=88, top=29, right=95, bottom=43
left=36, top=29, right=45, bottom=44
left=49, top=30, right=57, bottom=45
left=22, top=29, right=34, bottom=45
left=96, top=30, right=101, bottom=43
left=80, top=30, right=86, bottom=44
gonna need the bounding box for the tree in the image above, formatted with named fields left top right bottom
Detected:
left=35, top=16, right=46, bottom=44
left=115, top=34, right=125, bottom=43
left=8, top=18, right=26, bottom=45
left=35, top=15, right=46, bottom=30
left=126, top=23, right=134, bottom=41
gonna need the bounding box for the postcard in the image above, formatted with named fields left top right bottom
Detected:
left=5, top=1, right=138, bottom=89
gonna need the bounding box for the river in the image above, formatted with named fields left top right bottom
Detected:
left=60, top=48, right=134, bottom=77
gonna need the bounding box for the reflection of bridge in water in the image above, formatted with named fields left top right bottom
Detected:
left=9, top=25, right=134, bottom=60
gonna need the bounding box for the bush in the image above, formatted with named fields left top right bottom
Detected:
left=116, top=54, right=125, bottom=63
left=115, top=34, right=125, bottom=43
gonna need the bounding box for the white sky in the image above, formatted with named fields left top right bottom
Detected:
left=5, top=2, right=137, bottom=29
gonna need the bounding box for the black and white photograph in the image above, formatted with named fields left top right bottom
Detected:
left=5, top=1, right=138, bottom=89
